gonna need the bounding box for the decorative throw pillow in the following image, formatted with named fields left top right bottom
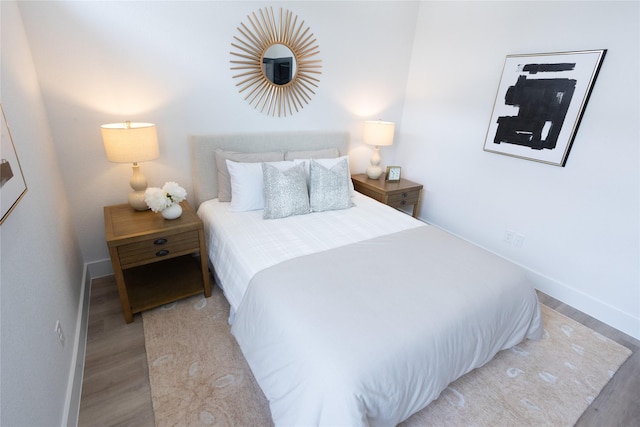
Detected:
left=284, top=147, right=339, bottom=160
left=262, top=162, right=310, bottom=219
left=214, top=149, right=284, bottom=202
left=309, top=158, right=354, bottom=212
left=294, top=155, right=356, bottom=196
left=226, top=160, right=294, bottom=212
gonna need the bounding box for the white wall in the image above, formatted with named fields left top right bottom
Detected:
left=17, top=0, right=419, bottom=263
left=0, top=2, right=85, bottom=426
left=399, top=1, right=639, bottom=339
left=4, top=1, right=638, bottom=424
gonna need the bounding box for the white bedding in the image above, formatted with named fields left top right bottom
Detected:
left=198, top=192, right=542, bottom=426
left=191, top=133, right=542, bottom=425
left=231, top=225, right=542, bottom=426
left=197, top=192, right=423, bottom=312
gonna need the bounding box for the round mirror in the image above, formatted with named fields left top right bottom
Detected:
left=230, top=7, right=322, bottom=117
left=263, top=44, right=297, bottom=85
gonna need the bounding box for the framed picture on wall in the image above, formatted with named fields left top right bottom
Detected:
left=483, top=49, right=606, bottom=167
left=1, top=104, right=28, bottom=225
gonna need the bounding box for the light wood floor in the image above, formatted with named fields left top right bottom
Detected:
left=78, top=275, right=640, bottom=426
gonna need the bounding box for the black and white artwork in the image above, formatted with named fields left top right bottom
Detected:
left=483, top=50, right=606, bottom=166
left=1, top=105, right=28, bottom=225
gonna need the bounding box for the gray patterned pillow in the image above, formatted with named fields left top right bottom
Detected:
left=309, top=158, right=355, bottom=212
left=262, top=162, right=310, bottom=219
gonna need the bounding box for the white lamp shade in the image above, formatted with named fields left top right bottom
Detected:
left=101, top=122, right=159, bottom=163
left=363, top=120, right=395, bottom=147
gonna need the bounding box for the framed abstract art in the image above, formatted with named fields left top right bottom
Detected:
left=483, top=49, right=606, bottom=166
left=1, top=104, right=28, bottom=225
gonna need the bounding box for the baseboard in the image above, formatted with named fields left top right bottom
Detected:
left=429, top=223, right=640, bottom=341
left=528, top=270, right=640, bottom=341
left=63, top=263, right=93, bottom=427
left=87, top=258, right=114, bottom=278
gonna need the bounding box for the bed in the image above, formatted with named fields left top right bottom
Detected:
left=190, top=131, right=543, bottom=426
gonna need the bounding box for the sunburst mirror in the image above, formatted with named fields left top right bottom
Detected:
left=230, top=7, right=322, bottom=117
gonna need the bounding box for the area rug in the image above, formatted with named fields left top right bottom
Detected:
left=142, top=287, right=631, bottom=426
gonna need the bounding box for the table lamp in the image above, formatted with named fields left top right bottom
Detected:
left=101, top=121, right=159, bottom=210
left=363, top=120, right=395, bottom=179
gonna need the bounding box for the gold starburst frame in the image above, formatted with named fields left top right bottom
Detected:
left=230, top=7, right=322, bottom=117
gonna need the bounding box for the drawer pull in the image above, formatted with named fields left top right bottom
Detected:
left=401, top=200, right=407, bottom=206
left=154, top=238, right=168, bottom=245
left=155, top=249, right=170, bottom=257
left=402, top=192, right=408, bottom=198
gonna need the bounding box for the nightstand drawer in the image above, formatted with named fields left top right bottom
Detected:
left=387, top=190, right=420, bottom=208
left=118, top=230, right=200, bottom=268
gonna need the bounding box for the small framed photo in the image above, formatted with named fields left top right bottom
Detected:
left=385, top=166, right=401, bottom=182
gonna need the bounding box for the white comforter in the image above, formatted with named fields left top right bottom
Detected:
left=231, top=225, right=542, bottom=426
left=198, top=195, right=542, bottom=426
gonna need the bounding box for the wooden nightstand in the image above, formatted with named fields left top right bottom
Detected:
left=104, top=200, right=212, bottom=323
left=351, top=173, right=423, bottom=218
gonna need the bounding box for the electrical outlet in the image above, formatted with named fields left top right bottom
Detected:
left=55, top=320, right=64, bottom=347
left=504, top=230, right=525, bottom=248
left=504, top=230, right=515, bottom=244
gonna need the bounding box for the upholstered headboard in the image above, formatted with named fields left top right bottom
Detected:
left=189, top=131, right=349, bottom=208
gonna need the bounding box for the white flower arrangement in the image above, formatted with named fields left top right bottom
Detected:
left=144, top=181, right=187, bottom=213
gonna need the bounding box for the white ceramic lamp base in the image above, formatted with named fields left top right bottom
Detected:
left=366, top=165, right=383, bottom=179
left=366, top=145, right=383, bottom=179
left=128, top=191, right=149, bottom=211
left=129, top=163, right=150, bottom=211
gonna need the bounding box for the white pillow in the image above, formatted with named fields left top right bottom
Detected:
left=293, top=155, right=355, bottom=195
left=215, top=149, right=284, bottom=202
left=226, top=160, right=294, bottom=212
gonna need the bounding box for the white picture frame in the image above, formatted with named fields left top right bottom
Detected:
left=1, top=105, right=28, bottom=225
left=483, top=49, right=606, bottom=167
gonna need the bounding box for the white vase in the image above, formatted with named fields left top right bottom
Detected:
left=161, top=203, right=182, bottom=220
